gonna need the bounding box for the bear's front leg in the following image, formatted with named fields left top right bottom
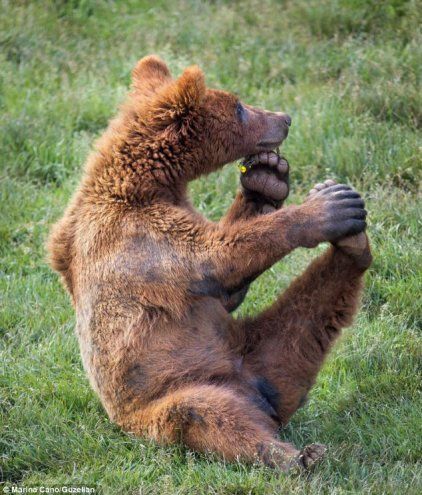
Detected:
left=219, top=152, right=290, bottom=312
left=208, top=182, right=368, bottom=292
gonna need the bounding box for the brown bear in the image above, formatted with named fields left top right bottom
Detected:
left=48, top=55, right=372, bottom=471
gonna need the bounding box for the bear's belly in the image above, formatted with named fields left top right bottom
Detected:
left=75, top=293, right=238, bottom=419
left=119, top=298, right=238, bottom=398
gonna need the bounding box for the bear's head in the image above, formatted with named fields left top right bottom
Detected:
left=130, top=55, right=291, bottom=179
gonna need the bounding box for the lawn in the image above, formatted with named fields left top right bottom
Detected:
left=0, top=1, right=421, bottom=494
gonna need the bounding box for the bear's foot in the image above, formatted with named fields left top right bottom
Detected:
left=297, top=443, right=327, bottom=470
left=308, top=179, right=372, bottom=269
left=260, top=441, right=326, bottom=472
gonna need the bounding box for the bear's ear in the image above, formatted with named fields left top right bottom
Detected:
left=131, top=55, right=172, bottom=96
left=145, top=65, right=206, bottom=130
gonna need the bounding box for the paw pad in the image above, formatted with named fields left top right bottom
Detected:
left=239, top=150, right=289, bottom=206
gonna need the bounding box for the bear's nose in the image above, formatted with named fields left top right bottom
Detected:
left=275, top=112, right=292, bottom=128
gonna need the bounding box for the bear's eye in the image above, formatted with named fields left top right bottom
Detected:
left=236, top=102, right=247, bottom=123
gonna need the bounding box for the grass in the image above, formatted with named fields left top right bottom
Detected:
left=0, top=0, right=421, bottom=493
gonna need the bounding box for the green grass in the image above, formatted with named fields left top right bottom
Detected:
left=1, top=1, right=421, bottom=493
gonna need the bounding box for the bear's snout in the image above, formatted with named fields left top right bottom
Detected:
left=256, top=112, right=292, bottom=151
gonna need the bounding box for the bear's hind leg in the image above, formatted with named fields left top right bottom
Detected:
left=121, top=383, right=323, bottom=471
left=235, top=181, right=371, bottom=424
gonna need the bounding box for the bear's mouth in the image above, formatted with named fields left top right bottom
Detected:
left=256, top=140, right=284, bottom=151
left=256, top=119, right=290, bottom=151
left=239, top=146, right=282, bottom=173
left=256, top=130, right=289, bottom=151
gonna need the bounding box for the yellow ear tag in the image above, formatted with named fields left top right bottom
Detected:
left=239, top=165, right=247, bottom=174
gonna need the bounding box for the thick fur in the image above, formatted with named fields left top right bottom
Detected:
left=48, top=55, right=372, bottom=470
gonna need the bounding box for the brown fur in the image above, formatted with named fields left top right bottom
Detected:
left=48, top=55, right=372, bottom=470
